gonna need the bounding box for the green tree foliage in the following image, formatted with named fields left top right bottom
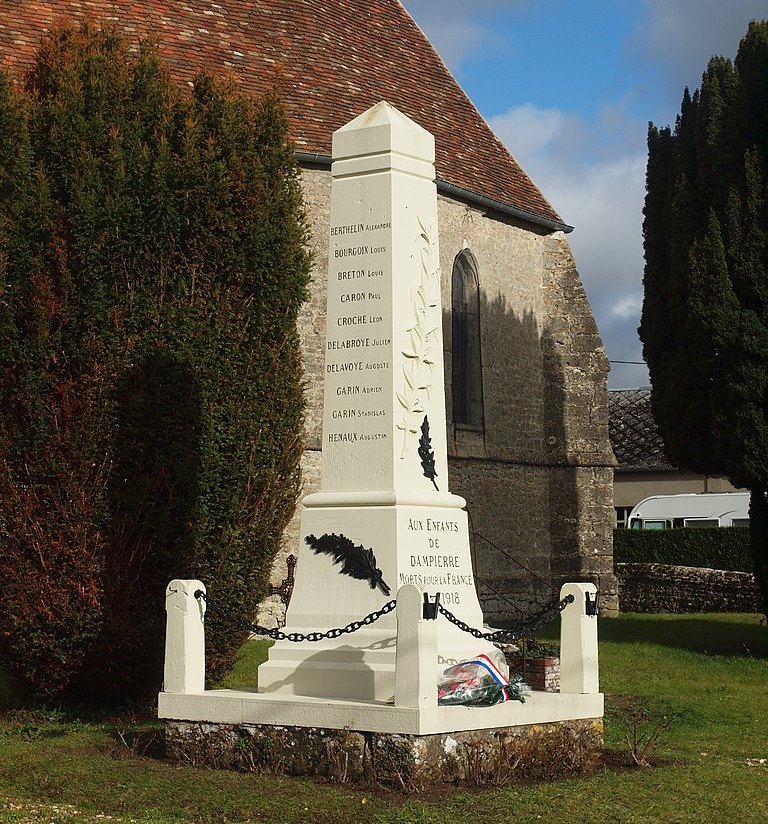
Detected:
left=640, top=20, right=768, bottom=616
left=0, top=26, right=310, bottom=700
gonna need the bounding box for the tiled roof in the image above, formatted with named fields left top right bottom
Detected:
left=0, top=1, right=563, bottom=228
left=608, top=389, right=675, bottom=472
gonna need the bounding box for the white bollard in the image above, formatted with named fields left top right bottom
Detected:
left=559, top=582, right=600, bottom=694
left=394, top=585, right=438, bottom=708
left=163, top=579, right=206, bottom=694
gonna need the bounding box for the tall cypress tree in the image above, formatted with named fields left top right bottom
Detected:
left=640, top=20, right=768, bottom=616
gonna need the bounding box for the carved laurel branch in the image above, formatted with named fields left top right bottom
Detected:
left=396, top=216, right=441, bottom=458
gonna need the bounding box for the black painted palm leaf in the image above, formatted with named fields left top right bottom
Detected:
left=418, top=415, right=439, bottom=490
left=305, top=533, right=391, bottom=596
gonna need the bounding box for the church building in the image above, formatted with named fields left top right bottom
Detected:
left=0, top=0, right=617, bottom=618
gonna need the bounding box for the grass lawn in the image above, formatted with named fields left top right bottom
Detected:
left=1, top=612, right=766, bottom=823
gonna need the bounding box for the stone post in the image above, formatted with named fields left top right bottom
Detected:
left=163, top=579, right=206, bottom=695
left=394, top=585, right=438, bottom=708
left=559, top=582, right=599, bottom=694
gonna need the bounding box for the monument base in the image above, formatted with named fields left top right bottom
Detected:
left=257, top=499, right=498, bottom=701
left=159, top=580, right=603, bottom=787
left=161, top=690, right=603, bottom=786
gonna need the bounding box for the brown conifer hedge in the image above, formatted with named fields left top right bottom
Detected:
left=0, top=26, right=310, bottom=701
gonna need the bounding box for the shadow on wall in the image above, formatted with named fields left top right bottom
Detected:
left=443, top=290, right=603, bottom=622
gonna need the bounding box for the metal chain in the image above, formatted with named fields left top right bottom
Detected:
left=195, top=591, right=574, bottom=645
left=195, top=590, right=397, bottom=642
left=437, top=594, right=575, bottom=643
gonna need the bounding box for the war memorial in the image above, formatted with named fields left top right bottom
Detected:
left=159, top=104, right=603, bottom=785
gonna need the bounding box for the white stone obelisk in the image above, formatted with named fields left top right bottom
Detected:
left=258, top=102, right=495, bottom=701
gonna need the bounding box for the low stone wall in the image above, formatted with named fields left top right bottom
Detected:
left=616, top=563, right=764, bottom=614
left=165, top=718, right=603, bottom=788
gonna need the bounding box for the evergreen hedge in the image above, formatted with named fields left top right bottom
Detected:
left=0, top=26, right=310, bottom=700
left=613, top=528, right=753, bottom=573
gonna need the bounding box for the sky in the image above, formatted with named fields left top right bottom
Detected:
left=400, top=0, right=767, bottom=389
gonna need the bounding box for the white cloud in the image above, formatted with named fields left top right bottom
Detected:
left=610, top=294, right=644, bottom=320
left=401, top=0, right=529, bottom=71
left=486, top=104, right=570, bottom=164
left=403, top=15, right=489, bottom=70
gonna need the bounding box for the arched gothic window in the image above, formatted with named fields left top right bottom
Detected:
left=451, top=250, right=484, bottom=428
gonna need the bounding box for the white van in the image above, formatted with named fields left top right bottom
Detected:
left=627, top=492, right=750, bottom=530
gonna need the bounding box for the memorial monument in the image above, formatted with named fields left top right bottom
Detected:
left=257, top=101, right=496, bottom=701
left=159, top=104, right=603, bottom=782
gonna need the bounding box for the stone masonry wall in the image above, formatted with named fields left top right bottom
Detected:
left=166, top=718, right=603, bottom=787
left=549, top=466, right=617, bottom=613
left=259, top=167, right=616, bottom=625
left=616, top=563, right=763, bottom=614
left=541, top=234, right=617, bottom=613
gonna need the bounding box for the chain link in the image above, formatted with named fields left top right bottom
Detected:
left=195, top=590, right=396, bottom=642
left=437, top=594, right=574, bottom=643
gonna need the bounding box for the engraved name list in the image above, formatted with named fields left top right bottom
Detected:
left=324, top=220, right=393, bottom=448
